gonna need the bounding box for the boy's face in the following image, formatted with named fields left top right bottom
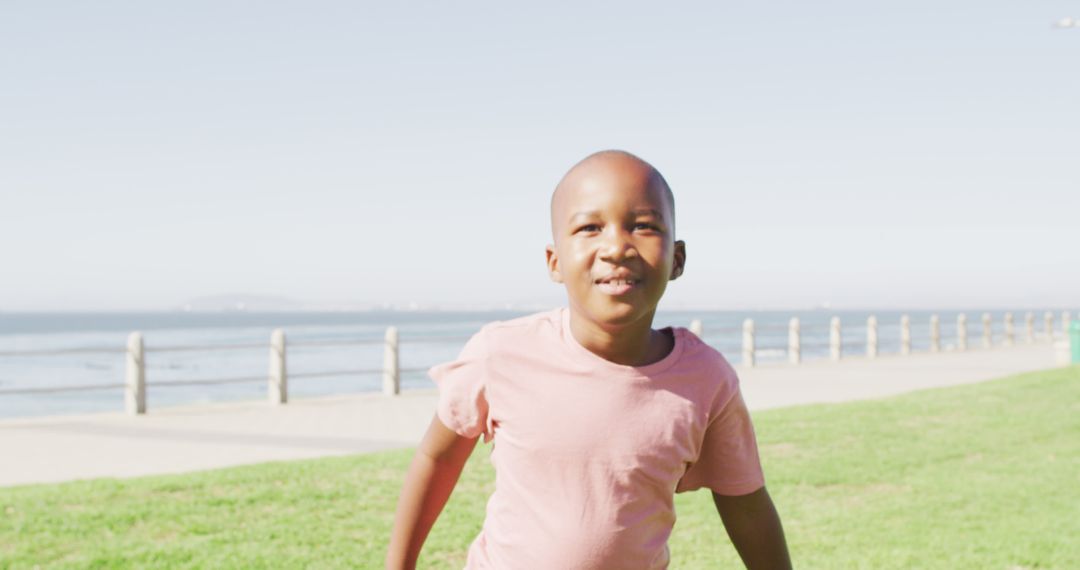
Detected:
left=546, top=153, right=686, bottom=330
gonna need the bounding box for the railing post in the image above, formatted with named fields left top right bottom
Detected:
left=1063, top=311, right=1072, bottom=340
left=900, top=314, right=911, bottom=355
left=866, top=315, right=878, bottom=359
left=982, top=313, right=992, bottom=349
left=1004, top=312, right=1014, bottom=346
left=930, top=314, right=940, bottom=353
left=830, top=316, right=842, bottom=361
left=689, top=319, right=703, bottom=338
left=383, top=326, right=400, bottom=395
left=788, top=317, right=800, bottom=364
left=957, top=314, right=968, bottom=351
left=268, top=328, right=287, bottom=405
left=125, top=332, right=146, bottom=415
left=741, top=318, right=755, bottom=368
left=1044, top=311, right=1054, bottom=342
left=1025, top=312, right=1035, bottom=344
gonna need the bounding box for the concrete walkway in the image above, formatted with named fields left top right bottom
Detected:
left=0, top=343, right=1062, bottom=488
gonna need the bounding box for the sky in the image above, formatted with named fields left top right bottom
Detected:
left=1, top=1, right=1078, bottom=312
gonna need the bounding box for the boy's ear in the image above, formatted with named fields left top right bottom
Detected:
left=670, top=240, right=686, bottom=280
left=545, top=244, right=563, bottom=283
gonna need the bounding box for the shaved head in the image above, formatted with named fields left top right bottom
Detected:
left=544, top=149, right=687, bottom=334
left=550, top=150, right=675, bottom=242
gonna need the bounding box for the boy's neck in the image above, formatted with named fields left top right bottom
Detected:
left=568, top=309, right=673, bottom=367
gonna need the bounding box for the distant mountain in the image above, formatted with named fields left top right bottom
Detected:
left=176, top=294, right=305, bottom=312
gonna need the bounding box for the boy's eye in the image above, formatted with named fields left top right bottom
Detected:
left=634, top=223, right=659, bottom=231
left=575, top=224, right=601, bottom=233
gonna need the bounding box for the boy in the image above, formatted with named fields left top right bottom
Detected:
left=386, top=150, right=791, bottom=569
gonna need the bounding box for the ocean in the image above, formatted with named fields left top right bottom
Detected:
left=0, top=309, right=1048, bottom=419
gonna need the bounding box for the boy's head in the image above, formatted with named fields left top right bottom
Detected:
left=546, top=150, right=686, bottom=330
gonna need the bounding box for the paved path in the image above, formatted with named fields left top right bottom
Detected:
left=0, top=343, right=1062, bottom=487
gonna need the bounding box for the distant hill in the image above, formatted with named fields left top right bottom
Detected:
left=176, top=294, right=305, bottom=312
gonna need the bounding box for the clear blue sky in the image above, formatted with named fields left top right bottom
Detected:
left=1, top=1, right=1077, bottom=311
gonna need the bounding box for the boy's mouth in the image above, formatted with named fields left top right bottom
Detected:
left=595, top=276, right=641, bottom=296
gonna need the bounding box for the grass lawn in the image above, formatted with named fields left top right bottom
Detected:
left=2, top=366, right=1078, bottom=569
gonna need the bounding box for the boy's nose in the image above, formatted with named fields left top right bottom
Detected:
left=598, top=230, right=638, bottom=261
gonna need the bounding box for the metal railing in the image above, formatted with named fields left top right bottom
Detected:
left=1, top=310, right=1070, bottom=415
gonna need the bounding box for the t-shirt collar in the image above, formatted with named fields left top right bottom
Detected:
left=559, top=307, right=684, bottom=377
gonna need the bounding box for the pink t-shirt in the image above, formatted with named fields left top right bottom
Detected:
left=430, top=307, right=764, bottom=569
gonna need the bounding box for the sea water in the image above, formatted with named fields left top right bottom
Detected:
left=0, top=309, right=1015, bottom=418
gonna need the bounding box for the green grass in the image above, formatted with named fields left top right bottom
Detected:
left=2, top=367, right=1078, bottom=569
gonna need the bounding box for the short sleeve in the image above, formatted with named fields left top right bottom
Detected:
left=676, top=389, right=765, bottom=495
left=428, top=328, right=492, bottom=442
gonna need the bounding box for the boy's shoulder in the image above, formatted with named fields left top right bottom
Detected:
left=475, top=307, right=563, bottom=343
left=675, top=329, right=740, bottom=384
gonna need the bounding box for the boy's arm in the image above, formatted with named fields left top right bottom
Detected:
left=713, top=486, right=792, bottom=570
left=385, top=413, right=479, bottom=570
